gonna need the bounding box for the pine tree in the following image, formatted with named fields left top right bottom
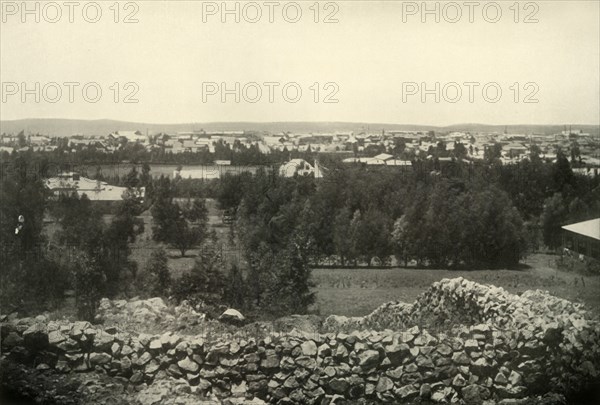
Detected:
left=144, top=248, right=171, bottom=297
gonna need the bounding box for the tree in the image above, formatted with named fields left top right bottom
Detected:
left=124, top=166, right=140, bottom=189
left=484, top=143, right=503, bottom=162
left=463, top=185, right=526, bottom=267
left=186, top=198, right=208, bottom=224
left=217, top=172, right=252, bottom=211
left=392, top=138, right=406, bottom=157
left=552, top=150, right=574, bottom=194
left=223, top=264, right=246, bottom=309
left=396, top=185, right=429, bottom=265
left=140, top=163, right=153, bottom=204
left=530, top=144, right=542, bottom=160
left=392, top=215, right=410, bottom=267
left=140, top=163, right=152, bottom=186
left=17, top=130, right=26, bottom=147
left=355, top=208, right=393, bottom=266
left=172, top=200, right=209, bottom=257
left=570, top=143, right=581, bottom=164
left=395, top=180, right=526, bottom=268
left=270, top=236, right=315, bottom=314
left=172, top=236, right=225, bottom=305
left=71, top=250, right=106, bottom=321
left=152, top=178, right=208, bottom=256
left=420, top=181, right=456, bottom=267
left=436, top=141, right=446, bottom=155
left=94, top=166, right=105, bottom=181
left=142, top=248, right=171, bottom=297
left=568, top=197, right=590, bottom=223
left=245, top=242, right=275, bottom=309
left=541, top=193, right=568, bottom=250
left=333, top=207, right=353, bottom=265
left=107, top=193, right=145, bottom=244
left=52, top=193, right=103, bottom=248
left=348, top=210, right=363, bottom=265
left=151, top=177, right=177, bottom=243
left=171, top=217, right=202, bottom=257
left=453, top=142, right=467, bottom=159
left=0, top=156, right=73, bottom=313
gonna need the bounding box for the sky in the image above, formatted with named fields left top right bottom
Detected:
left=1, top=0, right=599, bottom=126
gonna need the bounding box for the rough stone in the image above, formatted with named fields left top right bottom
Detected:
left=301, top=340, right=318, bottom=356
left=358, top=350, right=380, bottom=368
left=177, top=357, right=199, bottom=373
left=329, top=378, right=350, bottom=394
left=375, top=376, right=394, bottom=392
left=89, top=352, right=112, bottom=366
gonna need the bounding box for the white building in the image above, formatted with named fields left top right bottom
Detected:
left=46, top=172, right=144, bottom=201
left=279, top=159, right=324, bottom=178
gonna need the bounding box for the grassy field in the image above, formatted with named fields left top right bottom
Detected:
left=310, top=254, right=600, bottom=317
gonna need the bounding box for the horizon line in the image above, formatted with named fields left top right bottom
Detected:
left=1, top=117, right=599, bottom=128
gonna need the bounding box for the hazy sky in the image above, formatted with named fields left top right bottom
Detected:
left=1, top=0, right=599, bottom=125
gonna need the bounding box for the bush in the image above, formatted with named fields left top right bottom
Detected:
left=171, top=239, right=225, bottom=311
left=70, top=251, right=106, bottom=321
left=0, top=253, right=69, bottom=316
left=139, top=248, right=171, bottom=297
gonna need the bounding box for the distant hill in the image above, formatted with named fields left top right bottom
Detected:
left=1, top=118, right=598, bottom=137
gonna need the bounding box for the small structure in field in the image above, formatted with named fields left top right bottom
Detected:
left=561, top=218, right=600, bottom=260
left=279, top=159, right=324, bottom=178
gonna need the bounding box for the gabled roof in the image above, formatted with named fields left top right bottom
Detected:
left=373, top=153, right=394, bottom=161
left=562, top=218, right=600, bottom=241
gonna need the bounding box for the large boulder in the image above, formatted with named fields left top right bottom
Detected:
left=219, top=309, right=245, bottom=323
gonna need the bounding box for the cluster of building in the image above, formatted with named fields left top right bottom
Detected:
left=1, top=127, right=598, bottom=170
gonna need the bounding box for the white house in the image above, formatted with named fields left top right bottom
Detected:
left=109, top=131, right=148, bottom=145
left=279, top=159, right=324, bottom=178
left=46, top=172, right=144, bottom=201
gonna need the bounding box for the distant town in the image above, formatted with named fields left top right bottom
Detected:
left=1, top=126, right=598, bottom=172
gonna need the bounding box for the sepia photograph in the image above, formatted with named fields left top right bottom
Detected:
left=0, top=1, right=599, bottom=404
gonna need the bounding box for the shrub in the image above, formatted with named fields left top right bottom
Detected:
left=139, top=248, right=171, bottom=297
left=70, top=251, right=106, bottom=321
left=171, top=239, right=225, bottom=312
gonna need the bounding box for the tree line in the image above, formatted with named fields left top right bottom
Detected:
left=1, top=148, right=598, bottom=321
left=0, top=156, right=145, bottom=320
left=216, top=151, right=599, bottom=269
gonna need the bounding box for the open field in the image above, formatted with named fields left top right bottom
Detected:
left=92, top=164, right=261, bottom=179
left=311, top=254, right=600, bottom=317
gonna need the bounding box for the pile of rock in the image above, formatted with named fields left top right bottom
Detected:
left=95, top=297, right=206, bottom=333
left=2, top=278, right=600, bottom=404
left=321, top=301, right=415, bottom=333
left=410, top=278, right=592, bottom=331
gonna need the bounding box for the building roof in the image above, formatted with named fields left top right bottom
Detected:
left=112, top=131, right=147, bottom=143
left=280, top=159, right=321, bottom=177
left=46, top=175, right=144, bottom=201
left=373, top=153, right=394, bottom=161
left=562, top=218, right=600, bottom=241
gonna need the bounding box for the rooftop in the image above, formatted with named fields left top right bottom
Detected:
left=562, top=218, right=600, bottom=241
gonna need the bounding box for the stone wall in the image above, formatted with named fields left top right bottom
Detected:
left=2, top=278, right=599, bottom=404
